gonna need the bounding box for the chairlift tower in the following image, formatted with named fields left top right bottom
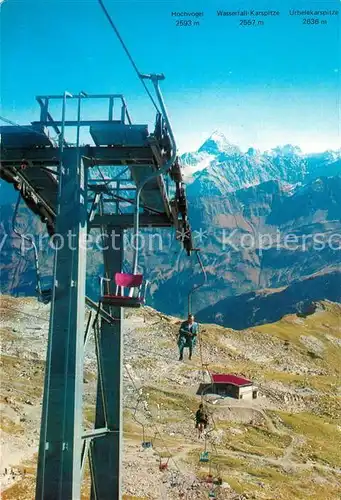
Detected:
left=0, top=91, right=192, bottom=499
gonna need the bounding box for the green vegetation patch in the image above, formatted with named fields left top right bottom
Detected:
left=0, top=415, right=25, bottom=434
left=276, top=411, right=341, bottom=468
left=83, top=405, right=96, bottom=424
left=226, top=426, right=292, bottom=458
left=314, top=395, right=341, bottom=421
left=145, top=386, right=198, bottom=413
left=243, top=466, right=340, bottom=500
left=224, top=476, right=258, bottom=495
left=2, top=478, right=36, bottom=500
left=263, top=370, right=339, bottom=392
left=132, top=357, right=157, bottom=370
left=212, top=454, right=247, bottom=470
left=255, top=303, right=341, bottom=377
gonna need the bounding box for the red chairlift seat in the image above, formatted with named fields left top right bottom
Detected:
left=101, top=273, right=146, bottom=308
left=159, top=457, right=170, bottom=471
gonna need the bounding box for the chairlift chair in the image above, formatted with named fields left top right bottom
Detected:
left=100, top=273, right=148, bottom=308
left=37, top=275, right=53, bottom=304
left=208, top=490, right=216, bottom=498
left=98, top=75, right=188, bottom=310
left=159, top=456, right=170, bottom=471
left=199, top=451, right=209, bottom=463
left=131, top=397, right=154, bottom=451
left=38, top=285, right=53, bottom=304
left=12, top=194, right=53, bottom=305
left=214, top=477, right=223, bottom=486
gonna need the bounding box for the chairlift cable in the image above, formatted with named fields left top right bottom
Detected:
left=11, top=194, right=52, bottom=303
left=125, top=363, right=218, bottom=499
left=97, top=0, right=160, bottom=113
left=188, top=249, right=207, bottom=316
left=124, top=363, right=184, bottom=473
left=97, top=1, right=180, bottom=307
left=187, top=250, right=223, bottom=494
left=131, top=392, right=153, bottom=447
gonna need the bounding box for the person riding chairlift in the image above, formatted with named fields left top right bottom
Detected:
left=195, top=403, right=208, bottom=438
left=177, top=314, right=199, bottom=361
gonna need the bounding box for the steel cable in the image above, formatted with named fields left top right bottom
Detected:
left=97, top=0, right=161, bottom=113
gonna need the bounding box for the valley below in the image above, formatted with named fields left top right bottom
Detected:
left=1, top=295, right=340, bottom=499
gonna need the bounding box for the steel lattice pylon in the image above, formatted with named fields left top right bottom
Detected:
left=0, top=92, right=193, bottom=499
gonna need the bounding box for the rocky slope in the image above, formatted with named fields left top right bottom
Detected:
left=1, top=296, right=341, bottom=499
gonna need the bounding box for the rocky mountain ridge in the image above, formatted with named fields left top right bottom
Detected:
left=0, top=135, right=340, bottom=326
left=182, top=131, right=341, bottom=194
left=153, top=175, right=341, bottom=319
left=197, top=269, right=341, bottom=329
left=1, top=174, right=341, bottom=324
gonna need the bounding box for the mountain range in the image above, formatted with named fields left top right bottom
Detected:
left=1, top=132, right=340, bottom=327
left=182, top=131, right=341, bottom=194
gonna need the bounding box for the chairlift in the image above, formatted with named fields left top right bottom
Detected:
left=131, top=395, right=153, bottom=449
left=99, top=74, right=179, bottom=309
left=159, top=456, right=170, bottom=471
left=100, top=273, right=148, bottom=309
left=147, top=431, right=169, bottom=470
left=142, top=440, right=153, bottom=449
left=199, top=451, right=209, bottom=463
left=208, top=489, right=216, bottom=498
left=12, top=195, right=53, bottom=304
left=38, top=276, right=53, bottom=304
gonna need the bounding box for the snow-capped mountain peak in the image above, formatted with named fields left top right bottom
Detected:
left=198, top=130, right=241, bottom=156
left=181, top=135, right=341, bottom=196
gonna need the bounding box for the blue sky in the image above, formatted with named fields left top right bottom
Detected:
left=0, top=0, right=340, bottom=153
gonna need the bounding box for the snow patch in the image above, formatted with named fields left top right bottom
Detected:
left=181, top=152, right=215, bottom=182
